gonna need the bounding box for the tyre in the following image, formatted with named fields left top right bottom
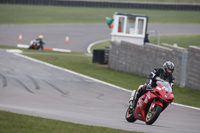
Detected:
left=145, top=105, right=162, bottom=125
left=125, top=106, right=137, bottom=122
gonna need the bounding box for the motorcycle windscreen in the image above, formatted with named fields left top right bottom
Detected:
left=156, top=81, right=172, bottom=92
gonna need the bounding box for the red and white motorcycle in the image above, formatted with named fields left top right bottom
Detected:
left=125, top=77, right=174, bottom=125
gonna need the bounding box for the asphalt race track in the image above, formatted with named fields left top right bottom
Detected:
left=0, top=24, right=200, bottom=133
left=0, top=49, right=200, bottom=133
left=0, top=24, right=200, bottom=52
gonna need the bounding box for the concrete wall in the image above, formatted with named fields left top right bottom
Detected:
left=109, top=41, right=200, bottom=90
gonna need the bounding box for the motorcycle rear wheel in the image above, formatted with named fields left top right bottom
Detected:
left=145, top=105, right=162, bottom=125
left=125, top=106, right=137, bottom=122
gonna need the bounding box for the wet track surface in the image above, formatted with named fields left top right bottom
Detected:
left=0, top=24, right=200, bottom=132
left=0, top=49, right=200, bottom=133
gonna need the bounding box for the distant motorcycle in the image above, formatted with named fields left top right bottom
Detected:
left=28, top=39, right=45, bottom=50
left=125, top=77, right=174, bottom=125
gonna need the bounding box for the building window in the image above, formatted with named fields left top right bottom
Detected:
left=126, top=17, right=136, bottom=34
left=137, top=19, right=144, bottom=35
left=118, top=17, right=125, bottom=33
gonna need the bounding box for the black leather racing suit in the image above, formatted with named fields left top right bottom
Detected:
left=134, top=68, right=175, bottom=106
left=36, top=38, right=45, bottom=50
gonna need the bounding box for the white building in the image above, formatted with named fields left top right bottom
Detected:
left=110, top=12, right=148, bottom=45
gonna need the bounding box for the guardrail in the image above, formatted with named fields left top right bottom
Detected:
left=0, top=0, right=200, bottom=11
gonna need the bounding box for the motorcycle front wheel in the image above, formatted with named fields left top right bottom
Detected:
left=145, top=105, right=162, bottom=125
left=125, top=106, right=137, bottom=122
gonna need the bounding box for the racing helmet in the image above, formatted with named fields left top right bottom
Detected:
left=163, top=61, right=174, bottom=75
left=39, top=35, right=43, bottom=39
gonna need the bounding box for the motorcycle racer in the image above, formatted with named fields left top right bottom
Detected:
left=129, top=61, right=175, bottom=111
left=28, top=35, right=45, bottom=50
left=36, top=35, right=45, bottom=50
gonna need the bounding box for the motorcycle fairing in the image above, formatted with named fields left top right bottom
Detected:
left=134, top=91, right=158, bottom=121
left=150, top=101, right=163, bottom=111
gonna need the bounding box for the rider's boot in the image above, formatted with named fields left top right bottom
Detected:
left=129, top=85, right=146, bottom=111
left=129, top=90, right=138, bottom=111
left=129, top=96, right=138, bottom=110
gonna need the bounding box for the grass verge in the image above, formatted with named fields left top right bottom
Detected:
left=0, top=4, right=200, bottom=24
left=90, top=40, right=111, bottom=53
left=91, top=34, right=200, bottom=50
left=0, top=111, right=139, bottom=133
left=150, top=34, right=200, bottom=48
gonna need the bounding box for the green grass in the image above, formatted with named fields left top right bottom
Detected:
left=91, top=41, right=111, bottom=53
left=91, top=34, right=200, bottom=50
left=0, top=4, right=200, bottom=25
left=172, top=85, right=200, bottom=106
left=158, top=34, right=200, bottom=48
left=0, top=111, right=139, bottom=133
left=0, top=45, right=84, bottom=54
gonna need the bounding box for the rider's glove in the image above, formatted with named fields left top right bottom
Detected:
left=146, top=84, right=154, bottom=91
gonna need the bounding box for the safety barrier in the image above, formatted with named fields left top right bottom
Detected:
left=1, top=0, right=200, bottom=11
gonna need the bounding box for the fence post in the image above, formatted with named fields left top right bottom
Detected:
left=180, top=50, right=188, bottom=87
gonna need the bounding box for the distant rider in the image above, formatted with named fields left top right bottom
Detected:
left=36, top=35, right=45, bottom=50
left=129, top=61, right=175, bottom=111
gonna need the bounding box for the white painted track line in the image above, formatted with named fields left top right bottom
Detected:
left=87, top=38, right=110, bottom=53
